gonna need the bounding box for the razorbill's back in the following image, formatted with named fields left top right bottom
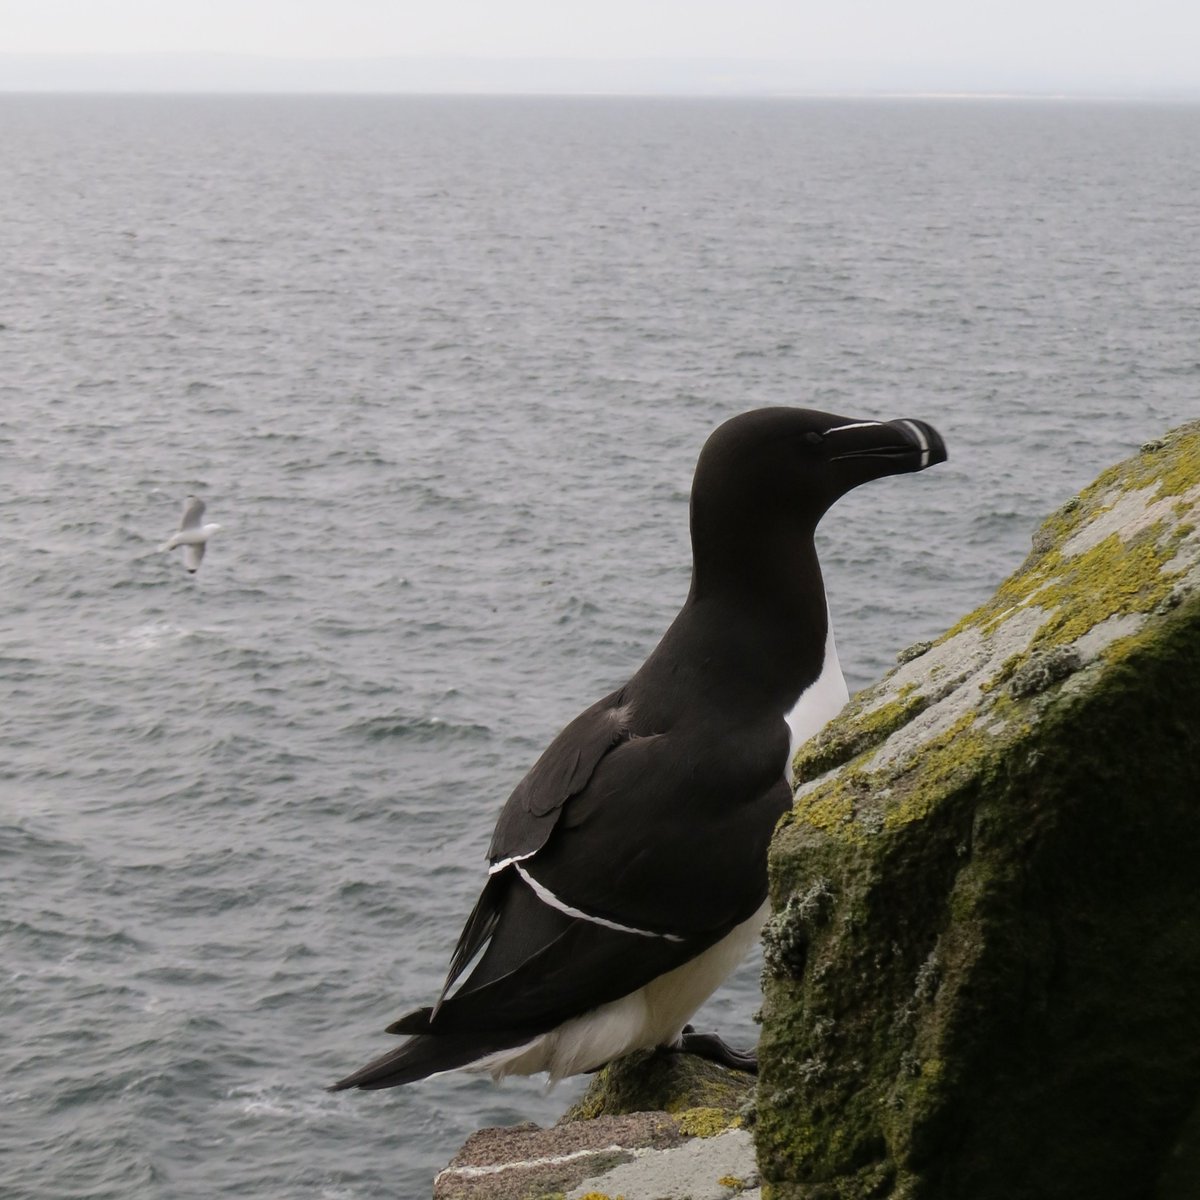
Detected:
left=160, top=495, right=221, bottom=574
left=332, top=407, right=946, bottom=1090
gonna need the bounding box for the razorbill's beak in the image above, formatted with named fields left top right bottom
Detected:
left=825, top=416, right=947, bottom=483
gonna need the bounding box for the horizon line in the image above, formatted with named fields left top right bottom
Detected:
left=2, top=52, right=1197, bottom=102
left=3, top=89, right=1198, bottom=102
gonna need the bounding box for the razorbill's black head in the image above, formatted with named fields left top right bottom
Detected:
left=331, top=407, right=946, bottom=1092
left=689, top=408, right=945, bottom=601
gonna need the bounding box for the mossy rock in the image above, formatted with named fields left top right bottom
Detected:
left=560, top=1046, right=754, bottom=1130
left=758, top=421, right=1200, bottom=1199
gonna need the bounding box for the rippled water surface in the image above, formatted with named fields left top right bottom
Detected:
left=2, top=95, right=1198, bottom=1198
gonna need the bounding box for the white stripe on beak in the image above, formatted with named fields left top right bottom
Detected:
left=899, top=419, right=931, bottom=469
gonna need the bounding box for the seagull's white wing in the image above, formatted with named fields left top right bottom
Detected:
left=183, top=543, right=206, bottom=573
left=180, top=496, right=205, bottom=530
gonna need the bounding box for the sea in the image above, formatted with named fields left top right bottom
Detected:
left=2, top=93, right=1197, bottom=1200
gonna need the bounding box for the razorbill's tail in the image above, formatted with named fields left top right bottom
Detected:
left=330, top=1029, right=531, bottom=1091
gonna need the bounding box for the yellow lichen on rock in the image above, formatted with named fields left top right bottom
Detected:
left=674, top=1106, right=740, bottom=1138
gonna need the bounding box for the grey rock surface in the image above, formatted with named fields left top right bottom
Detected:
left=432, top=1113, right=683, bottom=1200
left=565, top=1127, right=759, bottom=1200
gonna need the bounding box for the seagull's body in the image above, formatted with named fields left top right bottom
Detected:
left=161, top=496, right=221, bottom=573
left=332, top=407, right=946, bottom=1092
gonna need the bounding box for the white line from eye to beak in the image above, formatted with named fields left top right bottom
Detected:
left=823, top=421, right=883, bottom=433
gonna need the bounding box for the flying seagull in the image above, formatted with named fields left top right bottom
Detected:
left=160, top=495, right=221, bottom=574
left=332, top=407, right=946, bottom=1091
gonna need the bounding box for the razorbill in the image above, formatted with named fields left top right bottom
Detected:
left=160, top=495, right=221, bottom=574
left=332, top=407, right=946, bottom=1090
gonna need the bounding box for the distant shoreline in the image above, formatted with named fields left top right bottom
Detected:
left=3, top=89, right=1199, bottom=104
left=1, top=54, right=1197, bottom=102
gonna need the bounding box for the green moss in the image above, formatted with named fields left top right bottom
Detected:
left=794, top=684, right=927, bottom=784
left=881, top=715, right=989, bottom=831
left=978, top=651, right=1024, bottom=693
left=788, top=784, right=861, bottom=841
left=560, top=1048, right=754, bottom=1124
left=786, top=713, right=991, bottom=851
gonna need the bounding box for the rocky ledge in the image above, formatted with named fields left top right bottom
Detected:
left=433, top=1050, right=757, bottom=1200
left=759, top=420, right=1200, bottom=1198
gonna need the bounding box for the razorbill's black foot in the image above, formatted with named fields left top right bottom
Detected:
left=331, top=407, right=946, bottom=1092
left=677, top=1025, right=758, bottom=1074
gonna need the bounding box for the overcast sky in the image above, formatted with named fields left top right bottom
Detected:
left=2, top=0, right=1198, bottom=93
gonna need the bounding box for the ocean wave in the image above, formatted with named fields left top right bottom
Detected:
left=343, top=713, right=492, bottom=743
left=226, top=1082, right=346, bottom=1123
left=6, top=93, right=1195, bottom=1200
left=109, top=621, right=189, bottom=652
